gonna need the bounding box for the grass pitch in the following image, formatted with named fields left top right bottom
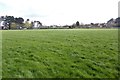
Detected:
left=2, top=29, right=119, bottom=78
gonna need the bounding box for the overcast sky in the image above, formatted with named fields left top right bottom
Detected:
left=0, top=0, right=119, bottom=25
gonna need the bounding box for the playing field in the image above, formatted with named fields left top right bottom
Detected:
left=0, top=31, right=2, bottom=79
left=2, top=29, right=119, bottom=78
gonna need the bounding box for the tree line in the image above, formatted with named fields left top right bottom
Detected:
left=0, top=16, right=42, bottom=29
left=0, top=15, right=120, bottom=30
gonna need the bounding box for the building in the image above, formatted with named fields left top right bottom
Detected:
left=106, top=18, right=116, bottom=27
left=115, top=17, right=120, bottom=27
left=32, top=21, right=42, bottom=29
left=0, top=16, right=9, bottom=30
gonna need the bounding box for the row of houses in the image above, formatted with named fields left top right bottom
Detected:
left=39, top=18, right=120, bottom=29
left=74, top=18, right=119, bottom=28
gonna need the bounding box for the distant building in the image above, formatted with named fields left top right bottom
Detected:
left=115, top=17, right=120, bottom=27
left=0, top=21, right=4, bottom=29
left=106, top=18, right=116, bottom=27
left=32, top=21, right=42, bottom=29
left=0, top=16, right=4, bottom=29
left=0, top=16, right=9, bottom=29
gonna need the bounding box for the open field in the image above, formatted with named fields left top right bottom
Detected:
left=0, top=31, right=2, bottom=79
left=2, top=29, right=119, bottom=78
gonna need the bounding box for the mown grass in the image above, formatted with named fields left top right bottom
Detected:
left=2, top=29, right=119, bottom=78
left=0, top=30, right=2, bottom=79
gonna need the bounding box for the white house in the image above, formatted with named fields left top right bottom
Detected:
left=33, top=21, right=42, bottom=29
left=0, top=21, right=3, bottom=29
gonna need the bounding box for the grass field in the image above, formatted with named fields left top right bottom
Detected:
left=2, top=29, right=119, bottom=78
left=0, top=31, right=2, bottom=79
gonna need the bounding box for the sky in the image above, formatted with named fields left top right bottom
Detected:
left=0, top=0, right=119, bottom=26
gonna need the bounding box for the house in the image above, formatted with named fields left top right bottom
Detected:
left=115, top=17, right=120, bottom=27
left=106, top=18, right=116, bottom=27
left=32, top=21, right=42, bottom=29
left=0, top=16, right=9, bottom=29
left=0, top=16, right=4, bottom=29
left=0, top=21, right=4, bottom=29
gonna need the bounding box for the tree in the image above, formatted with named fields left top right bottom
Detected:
left=15, top=17, right=24, bottom=24
left=31, top=21, right=34, bottom=29
left=24, top=19, right=32, bottom=29
left=27, top=19, right=29, bottom=21
left=76, top=21, right=80, bottom=26
left=14, top=17, right=24, bottom=29
left=91, top=23, right=94, bottom=25
left=4, top=16, right=15, bottom=29
left=10, top=22, right=17, bottom=29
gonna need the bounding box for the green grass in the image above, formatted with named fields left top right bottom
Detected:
left=2, top=29, right=119, bottom=78
left=0, top=31, right=2, bottom=79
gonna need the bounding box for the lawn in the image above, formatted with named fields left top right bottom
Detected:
left=0, top=30, right=2, bottom=79
left=2, top=29, right=119, bottom=78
